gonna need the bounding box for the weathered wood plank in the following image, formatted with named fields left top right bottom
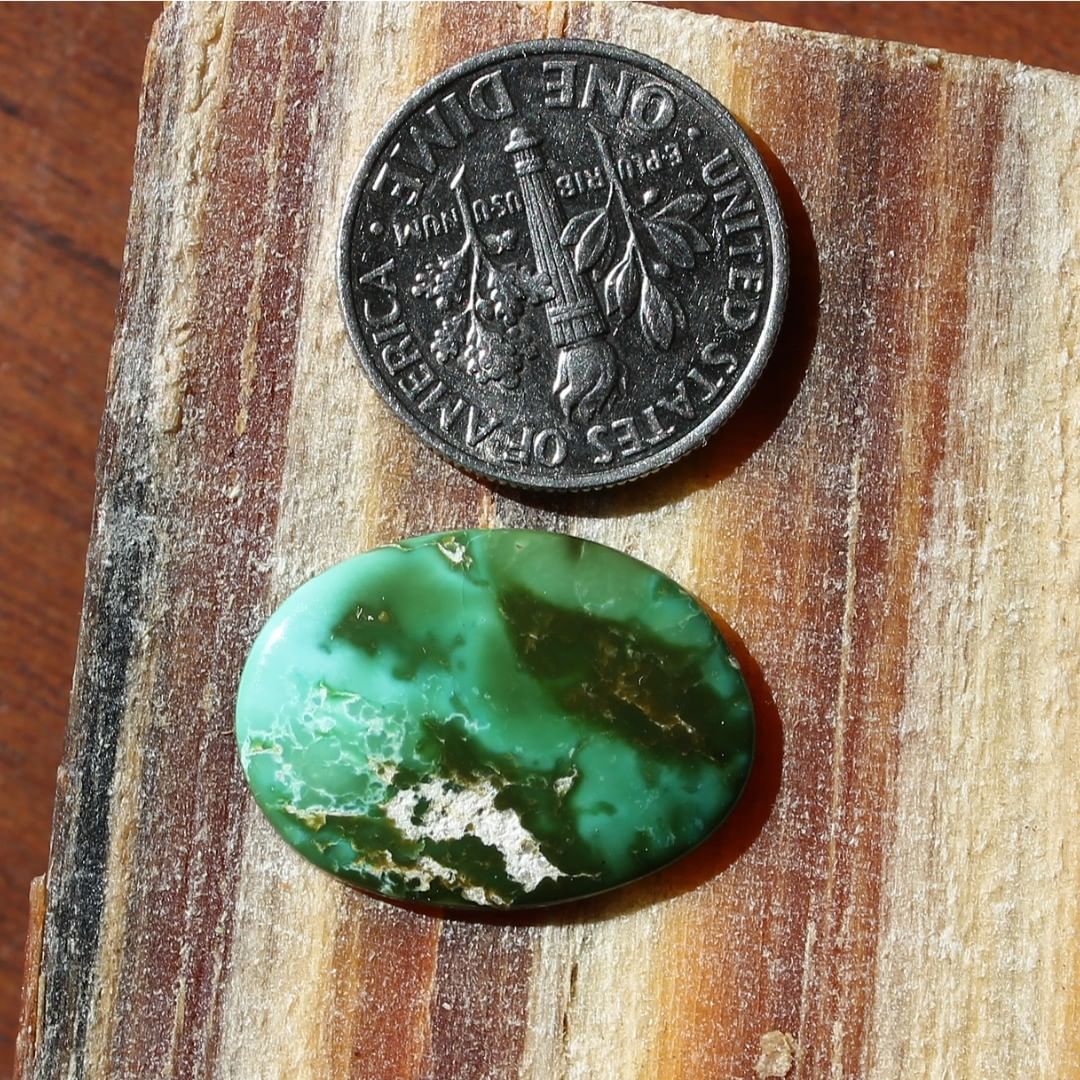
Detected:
left=22, top=3, right=1080, bottom=1078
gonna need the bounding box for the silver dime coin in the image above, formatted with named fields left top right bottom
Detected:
left=339, top=39, right=788, bottom=490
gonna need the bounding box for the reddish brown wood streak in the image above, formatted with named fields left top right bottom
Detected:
left=92, top=5, right=330, bottom=1075
left=773, top=54, right=1005, bottom=1079
left=14, top=878, right=45, bottom=1080
left=331, top=900, right=441, bottom=1080
left=424, top=921, right=535, bottom=1080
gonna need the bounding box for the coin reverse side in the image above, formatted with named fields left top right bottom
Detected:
left=339, top=39, right=788, bottom=490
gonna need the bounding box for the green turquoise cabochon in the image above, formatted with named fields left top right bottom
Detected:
left=235, top=529, right=754, bottom=908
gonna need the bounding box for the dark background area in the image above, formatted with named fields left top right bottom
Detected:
left=1, top=2, right=1076, bottom=1068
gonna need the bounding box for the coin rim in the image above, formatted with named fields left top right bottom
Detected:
left=337, top=37, right=789, bottom=491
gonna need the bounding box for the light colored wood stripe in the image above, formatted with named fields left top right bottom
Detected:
left=82, top=8, right=238, bottom=1071
left=868, top=63, right=1080, bottom=1078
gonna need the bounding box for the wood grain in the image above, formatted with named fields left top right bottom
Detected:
left=11, top=2, right=1080, bottom=1078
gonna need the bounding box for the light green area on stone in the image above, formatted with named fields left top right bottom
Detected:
left=235, top=529, right=754, bottom=908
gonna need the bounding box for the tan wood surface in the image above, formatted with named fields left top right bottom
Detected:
left=14, top=2, right=1080, bottom=1078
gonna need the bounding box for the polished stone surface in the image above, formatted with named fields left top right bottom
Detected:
left=235, top=530, right=754, bottom=907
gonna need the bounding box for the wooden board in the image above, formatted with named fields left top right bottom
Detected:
left=19, top=2, right=1080, bottom=1077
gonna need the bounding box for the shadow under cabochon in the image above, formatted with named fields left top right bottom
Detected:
left=235, top=529, right=754, bottom=907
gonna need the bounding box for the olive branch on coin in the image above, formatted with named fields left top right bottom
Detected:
left=411, top=165, right=553, bottom=390
left=559, top=125, right=710, bottom=351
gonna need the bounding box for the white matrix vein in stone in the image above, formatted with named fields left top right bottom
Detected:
left=384, top=777, right=565, bottom=892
